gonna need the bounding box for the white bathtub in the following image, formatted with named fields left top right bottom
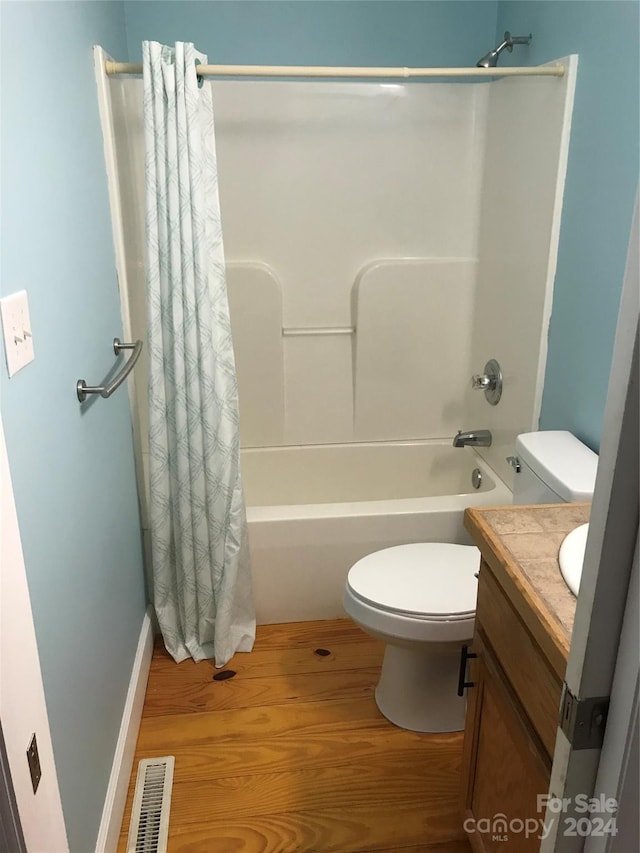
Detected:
left=241, top=440, right=511, bottom=624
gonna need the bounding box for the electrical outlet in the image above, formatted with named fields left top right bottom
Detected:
left=26, top=733, right=41, bottom=794
left=0, top=290, right=35, bottom=377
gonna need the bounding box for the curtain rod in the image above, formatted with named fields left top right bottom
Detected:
left=105, top=60, right=564, bottom=79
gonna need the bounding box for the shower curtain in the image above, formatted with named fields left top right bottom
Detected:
left=143, top=40, right=255, bottom=666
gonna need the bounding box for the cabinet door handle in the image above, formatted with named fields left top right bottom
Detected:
left=457, top=644, right=477, bottom=696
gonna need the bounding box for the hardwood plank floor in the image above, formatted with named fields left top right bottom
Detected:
left=117, top=619, right=471, bottom=853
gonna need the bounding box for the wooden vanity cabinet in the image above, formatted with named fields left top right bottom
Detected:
left=461, top=559, right=562, bottom=852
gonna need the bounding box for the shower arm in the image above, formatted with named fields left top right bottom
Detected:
left=502, top=31, right=533, bottom=53
left=476, top=31, right=533, bottom=68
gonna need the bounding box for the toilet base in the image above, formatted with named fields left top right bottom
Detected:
left=374, top=642, right=467, bottom=732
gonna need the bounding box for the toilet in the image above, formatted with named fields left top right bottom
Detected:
left=343, top=430, right=598, bottom=733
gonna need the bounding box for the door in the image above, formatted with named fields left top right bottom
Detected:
left=542, top=199, right=639, bottom=851
left=0, top=418, right=68, bottom=851
left=0, top=720, right=26, bottom=853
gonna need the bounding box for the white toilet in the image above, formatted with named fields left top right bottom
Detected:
left=343, top=430, right=598, bottom=733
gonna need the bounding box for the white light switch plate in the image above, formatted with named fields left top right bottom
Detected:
left=0, top=291, right=35, bottom=377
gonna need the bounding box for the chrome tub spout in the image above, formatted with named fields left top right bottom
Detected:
left=453, top=429, right=492, bottom=448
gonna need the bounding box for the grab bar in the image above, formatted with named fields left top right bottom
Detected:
left=76, top=338, right=143, bottom=403
left=282, top=326, right=355, bottom=337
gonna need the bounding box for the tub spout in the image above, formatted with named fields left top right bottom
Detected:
left=453, top=429, right=492, bottom=448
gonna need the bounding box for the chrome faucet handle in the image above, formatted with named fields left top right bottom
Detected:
left=470, top=358, right=502, bottom=406
left=471, top=374, right=492, bottom=391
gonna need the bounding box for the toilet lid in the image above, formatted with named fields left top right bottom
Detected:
left=347, top=543, right=480, bottom=619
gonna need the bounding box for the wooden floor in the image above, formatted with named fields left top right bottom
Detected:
left=118, top=619, right=471, bottom=853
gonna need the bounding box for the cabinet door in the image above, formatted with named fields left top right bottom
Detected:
left=461, top=633, right=551, bottom=852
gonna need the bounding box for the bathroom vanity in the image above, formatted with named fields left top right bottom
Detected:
left=460, top=503, right=590, bottom=852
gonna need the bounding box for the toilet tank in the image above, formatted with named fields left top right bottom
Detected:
left=513, top=431, right=598, bottom=505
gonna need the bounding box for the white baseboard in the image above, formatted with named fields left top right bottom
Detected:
left=95, top=608, right=154, bottom=853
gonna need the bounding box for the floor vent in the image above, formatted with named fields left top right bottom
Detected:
left=126, top=756, right=175, bottom=853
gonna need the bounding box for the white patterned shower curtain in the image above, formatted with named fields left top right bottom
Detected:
left=142, top=41, right=255, bottom=666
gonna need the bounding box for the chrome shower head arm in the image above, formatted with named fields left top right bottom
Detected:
left=475, top=31, right=533, bottom=68
left=505, top=31, right=533, bottom=49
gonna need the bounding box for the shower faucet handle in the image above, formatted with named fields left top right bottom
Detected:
left=470, top=359, right=503, bottom=406
left=471, top=374, right=492, bottom=391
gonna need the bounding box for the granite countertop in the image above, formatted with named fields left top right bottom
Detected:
left=464, top=503, right=590, bottom=677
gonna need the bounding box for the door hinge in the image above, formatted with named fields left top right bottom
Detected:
left=26, top=733, right=41, bottom=793
left=559, top=683, right=610, bottom=750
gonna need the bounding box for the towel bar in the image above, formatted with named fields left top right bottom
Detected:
left=77, top=338, right=143, bottom=403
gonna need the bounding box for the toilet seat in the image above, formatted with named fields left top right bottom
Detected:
left=346, top=542, right=480, bottom=621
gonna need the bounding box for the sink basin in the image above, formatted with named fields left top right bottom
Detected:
left=559, top=523, right=589, bottom=596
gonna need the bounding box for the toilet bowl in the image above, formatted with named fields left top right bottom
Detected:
left=343, top=542, right=480, bottom=732
left=343, top=430, right=599, bottom=734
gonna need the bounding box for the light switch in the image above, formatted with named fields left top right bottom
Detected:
left=0, top=290, right=35, bottom=377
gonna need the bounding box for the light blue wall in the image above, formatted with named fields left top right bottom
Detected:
left=496, top=1, right=639, bottom=450
left=0, top=3, right=146, bottom=851
left=123, top=0, right=498, bottom=67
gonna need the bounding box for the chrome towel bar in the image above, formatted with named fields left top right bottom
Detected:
left=77, top=338, right=143, bottom=403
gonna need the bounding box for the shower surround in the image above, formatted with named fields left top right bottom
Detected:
left=97, top=52, right=577, bottom=622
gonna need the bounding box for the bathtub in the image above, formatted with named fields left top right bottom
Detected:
left=241, top=440, right=512, bottom=624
